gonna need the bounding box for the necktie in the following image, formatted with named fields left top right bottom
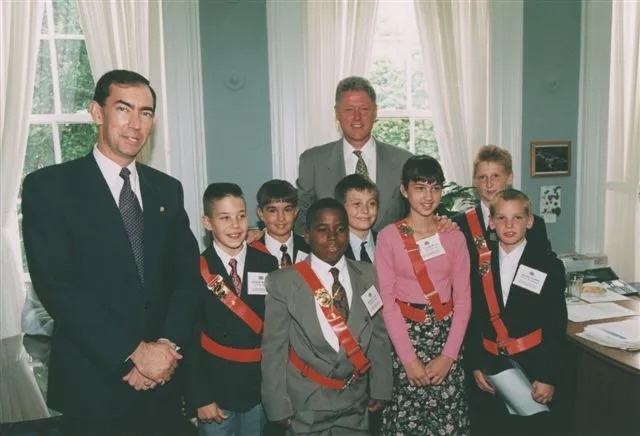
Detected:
left=280, top=244, right=293, bottom=268
left=229, top=258, right=242, bottom=295
left=360, top=241, right=372, bottom=263
left=119, top=167, right=144, bottom=281
left=353, top=150, right=369, bottom=179
left=329, top=267, right=349, bottom=321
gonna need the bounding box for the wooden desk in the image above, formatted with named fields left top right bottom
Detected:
left=565, top=298, right=640, bottom=436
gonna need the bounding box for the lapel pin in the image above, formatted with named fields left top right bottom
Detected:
left=160, top=206, right=165, bottom=213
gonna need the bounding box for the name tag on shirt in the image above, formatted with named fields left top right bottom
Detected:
left=417, top=234, right=446, bottom=261
left=361, top=286, right=383, bottom=316
left=513, top=265, right=547, bottom=295
left=295, top=251, right=309, bottom=262
left=247, top=272, right=268, bottom=295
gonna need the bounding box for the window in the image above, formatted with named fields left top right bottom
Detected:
left=21, top=0, right=94, bottom=271
left=368, top=1, right=439, bottom=159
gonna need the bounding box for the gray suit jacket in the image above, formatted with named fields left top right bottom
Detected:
left=261, top=259, right=392, bottom=434
left=296, top=139, right=412, bottom=232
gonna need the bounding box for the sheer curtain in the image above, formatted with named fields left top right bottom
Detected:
left=267, top=0, right=378, bottom=181
left=414, top=0, right=523, bottom=187
left=0, top=0, right=49, bottom=422
left=78, top=0, right=166, bottom=168
left=604, top=0, right=640, bottom=281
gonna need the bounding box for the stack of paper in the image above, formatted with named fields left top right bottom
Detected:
left=576, top=318, right=640, bottom=351
left=567, top=302, right=637, bottom=323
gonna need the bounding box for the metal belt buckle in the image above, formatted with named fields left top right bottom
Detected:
left=208, top=280, right=228, bottom=298
left=341, top=374, right=357, bottom=391
left=479, top=262, right=491, bottom=276
left=474, top=235, right=487, bottom=250
left=398, top=223, right=413, bottom=236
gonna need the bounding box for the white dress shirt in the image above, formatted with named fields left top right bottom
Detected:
left=213, top=240, right=247, bottom=280
left=343, top=137, right=377, bottom=182
left=264, top=232, right=294, bottom=259
left=498, top=240, right=527, bottom=305
left=310, top=254, right=353, bottom=352
left=480, top=201, right=491, bottom=230
left=348, top=231, right=375, bottom=262
left=93, top=146, right=143, bottom=209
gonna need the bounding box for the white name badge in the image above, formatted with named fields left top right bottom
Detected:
left=295, top=251, right=309, bottom=262
left=247, top=272, right=268, bottom=295
left=513, top=265, right=547, bottom=295
left=361, top=286, right=383, bottom=316
left=417, top=234, right=446, bottom=261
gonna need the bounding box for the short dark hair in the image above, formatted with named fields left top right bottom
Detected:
left=203, top=182, right=244, bottom=217
left=490, top=188, right=531, bottom=216
left=334, top=174, right=379, bottom=204
left=335, top=76, right=377, bottom=106
left=256, top=179, right=298, bottom=208
left=92, top=69, right=157, bottom=112
left=401, top=155, right=445, bottom=188
left=306, top=198, right=348, bottom=230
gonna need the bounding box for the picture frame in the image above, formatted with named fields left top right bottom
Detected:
left=530, top=141, right=571, bottom=177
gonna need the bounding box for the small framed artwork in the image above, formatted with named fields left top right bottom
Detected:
left=530, top=141, right=571, bottom=177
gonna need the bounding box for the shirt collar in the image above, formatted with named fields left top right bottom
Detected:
left=310, top=253, right=348, bottom=276
left=343, top=136, right=375, bottom=155
left=213, top=240, right=247, bottom=267
left=480, top=201, right=491, bottom=229
left=498, top=239, right=527, bottom=264
left=93, top=145, right=138, bottom=184
left=264, top=232, right=293, bottom=256
left=349, top=230, right=374, bottom=247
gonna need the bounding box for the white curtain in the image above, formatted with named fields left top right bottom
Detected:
left=604, top=0, right=640, bottom=282
left=78, top=0, right=166, bottom=168
left=267, top=0, right=378, bottom=181
left=414, top=0, right=523, bottom=187
left=0, top=0, right=49, bottom=422
left=575, top=1, right=612, bottom=255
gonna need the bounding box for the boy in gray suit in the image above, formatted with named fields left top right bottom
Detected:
left=261, top=198, right=392, bottom=435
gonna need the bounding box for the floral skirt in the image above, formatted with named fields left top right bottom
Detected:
left=382, top=306, right=469, bottom=436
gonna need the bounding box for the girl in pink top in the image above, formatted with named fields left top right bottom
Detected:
left=376, top=155, right=471, bottom=435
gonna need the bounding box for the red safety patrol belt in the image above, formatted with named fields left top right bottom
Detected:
left=395, top=220, right=453, bottom=320
left=465, top=209, right=541, bottom=356
left=199, top=256, right=262, bottom=362
left=291, top=262, right=371, bottom=389
left=249, top=240, right=270, bottom=255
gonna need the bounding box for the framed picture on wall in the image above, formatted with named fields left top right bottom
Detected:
left=530, top=141, right=571, bottom=177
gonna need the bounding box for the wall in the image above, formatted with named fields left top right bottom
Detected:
left=199, top=0, right=272, bottom=223
left=521, top=0, right=582, bottom=253
left=199, top=0, right=584, bottom=250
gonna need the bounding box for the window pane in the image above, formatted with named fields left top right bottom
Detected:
left=23, top=125, right=55, bottom=177
left=411, top=50, right=429, bottom=110
left=56, top=40, right=94, bottom=113
left=60, top=123, right=96, bottom=161
left=373, top=119, right=410, bottom=150
left=53, top=0, right=83, bottom=34
left=32, top=42, right=54, bottom=114
left=370, top=56, right=407, bottom=110
left=415, top=119, right=439, bottom=160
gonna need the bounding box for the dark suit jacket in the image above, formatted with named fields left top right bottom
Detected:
left=344, top=231, right=377, bottom=262
left=295, top=139, right=412, bottom=232
left=465, top=244, right=567, bottom=385
left=186, top=245, right=278, bottom=412
left=261, top=259, right=392, bottom=433
left=21, top=153, right=203, bottom=419
left=257, top=233, right=310, bottom=264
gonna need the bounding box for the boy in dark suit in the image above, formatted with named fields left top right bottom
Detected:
left=261, top=198, right=392, bottom=435
left=334, top=174, right=378, bottom=264
left=252, top=179, right=309, bottom=266
left=466, top=189, right=567, bottom=436
left=187, top=183, right=278, bottom=436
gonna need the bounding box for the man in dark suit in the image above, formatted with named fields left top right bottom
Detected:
left=21, top=69, right=203, bottom=435
left=295, top=76, right=413, bottom=233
